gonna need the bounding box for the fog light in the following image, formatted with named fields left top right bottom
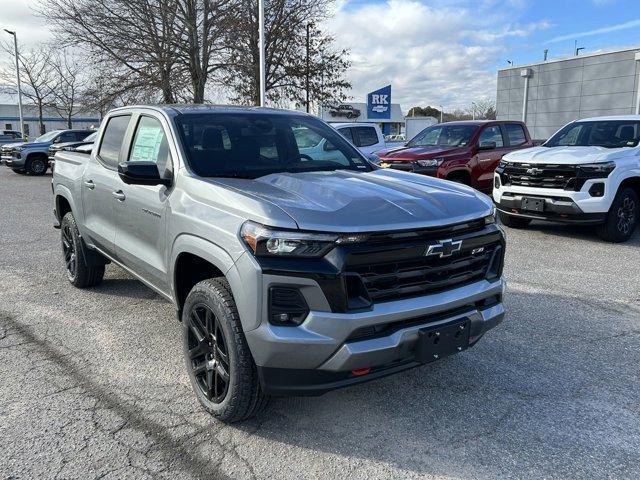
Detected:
left=269, top=287, right=309, bottom=326
left=494, top=175, right=501, bottom=189
left=589, top=183, right=605, bottom=197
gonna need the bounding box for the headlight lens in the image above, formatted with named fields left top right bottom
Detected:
left=484, top=206, right=497, bottom=225
left=240, top=221, right=367, bottom=258
left=578, top=161, right=616, bottom=175
left=416, top=157, right=444, bottom=168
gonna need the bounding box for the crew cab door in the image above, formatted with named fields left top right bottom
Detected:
left=474, top=124, right=510, bottom=191
left=114, top=113, right=174, bottom=291
left=82, top=114, right=132, bottom=256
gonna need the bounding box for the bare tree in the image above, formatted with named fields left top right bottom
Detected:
left=224, top=0, right=351, bottom=106
left=466, top=100, right=496, bottom=120
left=0, top=43, right=55, bottom=135
left=48, top=50, right=87, bottom=128
left=41, top=0, right=186, bottom=103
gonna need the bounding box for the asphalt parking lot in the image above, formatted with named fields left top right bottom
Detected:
left=1, top=167, right=639, bottom=480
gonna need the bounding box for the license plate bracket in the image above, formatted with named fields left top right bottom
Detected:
left=415, top=319, right=470, bottom=364
left=521, top=196, right=545, bottom=212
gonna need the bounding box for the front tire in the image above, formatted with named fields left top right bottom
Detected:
left=498, top=211, right=532, bottom=229
left=597, top=187, right=638, bottom=243
left=26, top=156, right=48, bottom=176
left=60, top=212, right=105, bottom=288
left=182, top=279, right=267, bottom=423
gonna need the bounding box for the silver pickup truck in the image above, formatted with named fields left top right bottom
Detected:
left=52, top=105, right=506, bottom=422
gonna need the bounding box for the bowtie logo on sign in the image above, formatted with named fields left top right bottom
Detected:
left=367, top=85, right=391, bottom=120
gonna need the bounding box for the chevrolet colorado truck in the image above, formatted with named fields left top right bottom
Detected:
left=52, top=105, right=506, bottom=422
left=373, top=120, right=533, bottom=192
left=3, top=129, right=95, bottom=175
left=494, top=116, right=640, bottom=242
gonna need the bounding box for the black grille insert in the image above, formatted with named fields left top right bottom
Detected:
left=500, top=163, right=578, bottom=189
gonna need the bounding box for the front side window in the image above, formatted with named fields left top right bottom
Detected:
left=175, top=113, right=370, bottom=178
left=128, top=116, right=172, bottom=178
left=545, top=121, right=640, bottom=148
left=479, top=126, right=504, bottom=147
left=354, top=127, right=378, bottom=147
left=408, top=125, right=478, bottom=148
left=98, top=115, right=132, bottom=167
left=505, top=124, right=526, bottom=146
left=57, top=132, right=78, bottom=143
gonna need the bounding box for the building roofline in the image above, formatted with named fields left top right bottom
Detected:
left=497, top=45, right=640, bottom=72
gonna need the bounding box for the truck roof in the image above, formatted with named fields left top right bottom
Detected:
left=109, top=104, right=312, bottom=117
left=575, top=115, right=640, bottom=122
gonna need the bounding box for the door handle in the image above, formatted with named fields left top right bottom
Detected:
left=83, top=180, right=95, bottom=190
left=112, top=190, right=126, bottom=201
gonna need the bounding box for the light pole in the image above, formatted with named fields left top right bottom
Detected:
left=258, top=0, right=266, bottom=106
left=439, top=105, right=443, bottom=123
left=4, top=29, right=24, bottom=137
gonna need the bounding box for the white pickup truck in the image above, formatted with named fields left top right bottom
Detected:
left=494, top=116, right=640, bottom=242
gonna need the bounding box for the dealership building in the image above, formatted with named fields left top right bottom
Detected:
left=496, top=46, right=640, bottom=140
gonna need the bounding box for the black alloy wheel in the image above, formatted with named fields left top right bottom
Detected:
left=61, top=221, right=77, bottom=282
left=28, top=157, right=47, bottom=175
left=186, top=304, right=231, bottom=403
left=616, top=194, right=636, bottom=237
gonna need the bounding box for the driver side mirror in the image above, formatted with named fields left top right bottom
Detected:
left=479, top=141, right=496, bottom=150
left=118, top=161, right=171, bottom=187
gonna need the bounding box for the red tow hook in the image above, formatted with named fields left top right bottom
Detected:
left=351, top=368, right=371, bottom=377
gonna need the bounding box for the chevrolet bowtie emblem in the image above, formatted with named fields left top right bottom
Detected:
left=526, top=167, right=543, bottom=175
left=425, top=239, right=462, bottom=258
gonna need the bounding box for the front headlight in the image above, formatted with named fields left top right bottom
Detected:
left=578, top=161, right=616, bottom=175
left=416, top=157, right=444, bottom=168
left=484, top=206, right=497, bottom=225
left=240, top=221, right=367, bottom=258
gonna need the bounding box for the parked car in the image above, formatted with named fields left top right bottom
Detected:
left=53, top=105, right=505, bottom=422
left=3, top=129, right=95, bottom=175
left=328, top=104, right=361, bottom=119
left=49, top=131, right=98, bottom=170
left=373, top=121, right=533, bottom=193
left=295, top=122, right=386, bottom=161
left=0, top=130, right=24, bottom=145
left=494, top=115, right=640, bottom=242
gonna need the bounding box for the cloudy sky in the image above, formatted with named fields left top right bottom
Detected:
left=2, top=0, right=640, bottom=110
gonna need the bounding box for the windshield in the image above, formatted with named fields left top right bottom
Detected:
left=32, top=131, right=62, bottom=143
left=545, top=120, right=640, bottom=148
left=175, top=113, right=371, bottom=179
left=408, top=124, right=478, bottom=147
left=83, top=131, right=98, bottom=142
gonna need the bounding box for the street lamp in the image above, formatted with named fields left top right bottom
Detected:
left=4, top=29, right=24, bottom=137
left=258, top=0, right=266, bottom=106
left=439, top=105, right=443, bottom=123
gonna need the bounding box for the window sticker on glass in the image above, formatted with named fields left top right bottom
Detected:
left=131, top=124, right=165, bottom=162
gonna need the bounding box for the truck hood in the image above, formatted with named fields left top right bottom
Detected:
left=1, top=141, right=27, bottom=149
left=376, top=145, right=464, bottom=161
left=21, top=141, right=50, bottom=150
left=208, top=169, right=493, bottom=232
left=503, top=145, right=634, bottom=165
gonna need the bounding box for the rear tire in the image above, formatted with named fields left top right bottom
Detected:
left=182, top=278, right=267, bottom=423
left=498, top=211, right=532, bottom=229
left=597, top=187, right=638, bottom=243
left=26, top=156, right=47, bottom=176
left=60, top=212, right=105, bottom=288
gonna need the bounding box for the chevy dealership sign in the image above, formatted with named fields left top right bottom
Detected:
left=367, top=85, right=391, bottom=119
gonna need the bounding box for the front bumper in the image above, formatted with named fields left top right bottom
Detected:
left=493, top=174, right=613, bottom=224
left=3, top=155, right=25, bottom=168
left=247, top=277, right=505, bottom=395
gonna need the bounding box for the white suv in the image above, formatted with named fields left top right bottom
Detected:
left=493, top=116, right=640, bottom=242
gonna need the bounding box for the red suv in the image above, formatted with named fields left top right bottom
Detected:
left=374, top=120, right=533, bottom=192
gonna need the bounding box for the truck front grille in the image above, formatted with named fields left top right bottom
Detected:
left=499, top=163, right=578, bottom=190
left=344, top=228, right=504, bottom=304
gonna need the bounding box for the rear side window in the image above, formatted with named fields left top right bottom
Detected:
left=353, top=127, right=378, bottom=147
left=505, top=124, right=527, bottom=146
left=128, top=116, right=172, bottom=178
left=337, top=127, right=354, bottom=143
left=99, top=115, right=131, bottom=167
